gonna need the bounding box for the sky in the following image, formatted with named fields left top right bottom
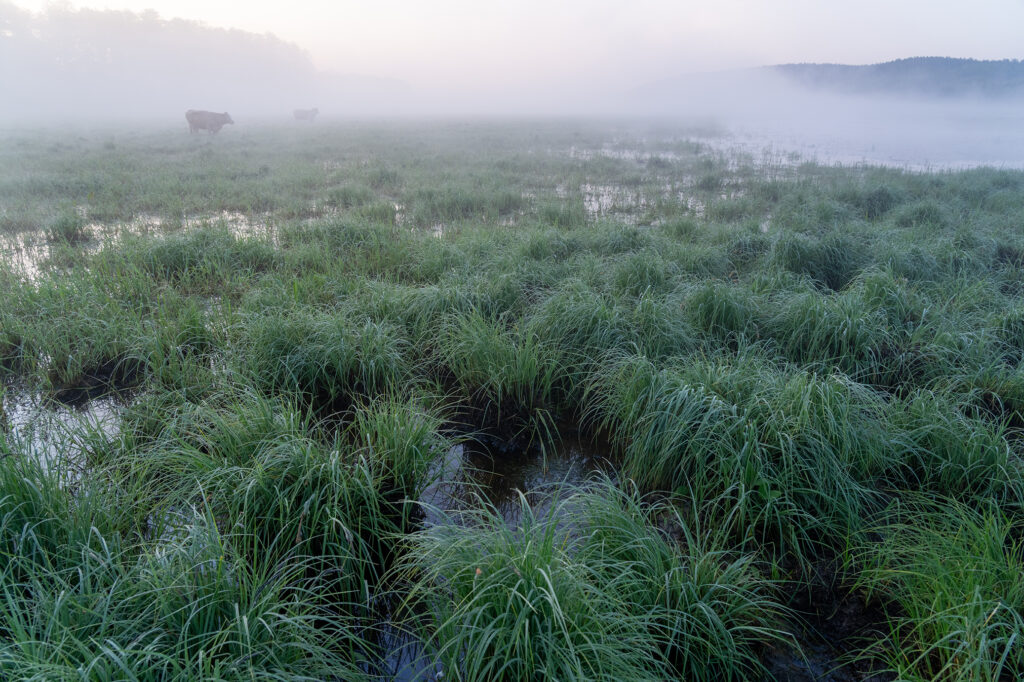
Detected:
left=9, top=0, right=1024, bottom=96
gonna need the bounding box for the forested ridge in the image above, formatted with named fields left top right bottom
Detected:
left=774, top=57, right=1024, bottom=97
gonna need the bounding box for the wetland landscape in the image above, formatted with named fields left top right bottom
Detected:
left=1, top=120, right=1023, bottom=680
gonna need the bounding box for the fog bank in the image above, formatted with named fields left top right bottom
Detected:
left=0, top=3, right=407, bottom=121
left=2, top=3, right=1022, bottom=169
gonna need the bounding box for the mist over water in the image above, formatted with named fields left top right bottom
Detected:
left=2, top=2, right=1022, bottom=169
left=711, top=94, right=1024, bottom=170
left=634, top=68, right=1024, bottom=170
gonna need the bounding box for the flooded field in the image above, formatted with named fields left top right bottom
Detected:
left=2, top=121, right=1023, bottom=680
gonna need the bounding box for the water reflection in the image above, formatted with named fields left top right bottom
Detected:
left=0, top=211, right=273, bottom=280
left=419, top=429, right=614, bottom=530
left=1, top=388, right=124, bottom=477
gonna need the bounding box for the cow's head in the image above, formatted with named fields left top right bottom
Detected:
left=223, top=112, right=234, bottom=124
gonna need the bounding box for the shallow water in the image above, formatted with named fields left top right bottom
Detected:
left=419, top=429, right=614, bottom=529
left=1, top=388, right=123, bottom=475
left=581, top=182, right=647, bottom=221
left=0, top=210, right=274, bottom=280
left=764, top=560, right=896, bottom=682
left=376, top=623, right=444, bottom=682
left=568, top=144, right=685, bottom=164
left=700, top=124, right=1024, bottom=172
left=0, top=231, right=50, bottom=280
left=183, top=210, right=273, bottom=238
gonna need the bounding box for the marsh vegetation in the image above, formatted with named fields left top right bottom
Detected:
left=1, top=121, right=1023, bottom=680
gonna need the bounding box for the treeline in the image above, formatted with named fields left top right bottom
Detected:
left=773, top=57, right=1024, bottom=98
left=0, top=2, right=319, bottom=120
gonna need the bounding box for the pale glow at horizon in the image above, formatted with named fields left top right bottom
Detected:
left=8, top=0, right=1024, bottom=95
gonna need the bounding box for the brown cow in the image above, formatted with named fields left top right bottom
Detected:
left=185, top=110, right=234, bottom=133
left=293, top=108, right=319, bottom=122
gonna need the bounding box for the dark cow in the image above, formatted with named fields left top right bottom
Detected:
left=293, top=108, right=319, bottom=122
left=185, top=110, right=234, bottom=133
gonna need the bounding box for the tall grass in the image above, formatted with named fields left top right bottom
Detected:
left=3, top=122, right=1024, bottom=679
left=440, top=310, right=562, bottom=441
left=0, top=450, right=372, bottom=680
left=398, top=481, right=785, bottom=681
left=239, top=310, right=413, bottom=415
left=348, top=394, right=450, bottom=523
left=576, top=482, right=787, bottom=680
left=849, top=498, right=1024, bottom=682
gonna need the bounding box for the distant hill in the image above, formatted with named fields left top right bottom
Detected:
left=771, top=57, right=1024, bottom=98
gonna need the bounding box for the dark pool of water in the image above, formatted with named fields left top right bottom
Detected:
left=764, top=561, right=896, bottom=682
left=419, top=428, right=615, bottom=528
